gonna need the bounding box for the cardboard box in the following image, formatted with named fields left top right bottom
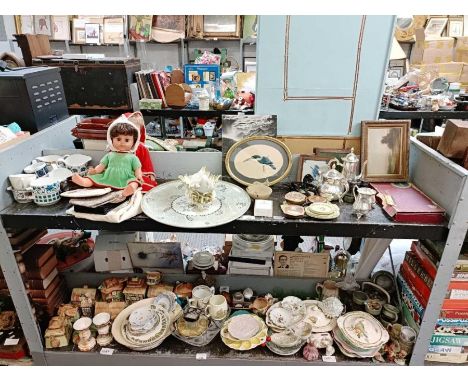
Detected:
left=410, top=29, right=455, bottom=65
left=411, top=62, right=464, bottom=83
left=454, top=37, right=468, bottom=62
left=437, top=120, right=468, bottom=159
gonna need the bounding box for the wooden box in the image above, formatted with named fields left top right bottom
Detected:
left=437, top=119, right=468, bottom=159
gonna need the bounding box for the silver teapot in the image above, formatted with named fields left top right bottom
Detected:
left=319, top=164, right=349, bottom=203
left=352, top=186, right=377, bottom=219
left=329, top=148, right=367, bottom=184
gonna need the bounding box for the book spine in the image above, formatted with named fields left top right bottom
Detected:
left=440, top=310, right=468, bottom=319
left=405, top=251, right=434, bottom=288
left=452, top=272, right=468, bottom=281
left=430, top=335, right=468, bottom=347
left=428, top=345, right=465, bottom=354
left=425, top=352, right=468, bottom=364
left=437, top=318, right=468, bottom=326
left=420, top=239, right=444, bottom=260
left=411, top=241, right=437, bottom=279
left=397, top=274, right=426, bottom=318
left=400, top=261, right=431, bottom=305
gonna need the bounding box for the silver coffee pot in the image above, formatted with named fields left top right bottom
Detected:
left=329, top=148, right=367, bottom=184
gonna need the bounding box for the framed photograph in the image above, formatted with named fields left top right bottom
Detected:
left=225, top=136, right=292, bottom=186
left=297, top=155, right=329, bottom=182
left=85, top=23, right=100, bottom=44
left=34, top=15, right=52, bottom=36
left=103, top=16, right=124, bottom=44
left=425, top=17, right=448, bottom=37
left=51, top=16, right=70, bottom=41
left=242, top=15, right=258, bottom=39
left=72, top=18, right=88, bottom=44
left=15, top=15, right=34, bottom=34
left=448, top=18, right=464, bottom=37
left=361, top=120, right=410, bottom=182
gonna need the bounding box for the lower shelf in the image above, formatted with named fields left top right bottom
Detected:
left=0, top=357, right=33, bottom=366
left=43, top=336, right=384, bottom=366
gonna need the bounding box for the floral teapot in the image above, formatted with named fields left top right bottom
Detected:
left=318, top=164, right=349, bottom=203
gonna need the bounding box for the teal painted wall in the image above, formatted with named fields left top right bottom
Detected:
left=255, top=15, right=395, bottom=136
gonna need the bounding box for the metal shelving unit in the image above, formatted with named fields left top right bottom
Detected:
left=379, top=108, right=468, bottom=120
left=0, top=126, right=466, bottom=365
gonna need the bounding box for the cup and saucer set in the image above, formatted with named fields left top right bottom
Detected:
left=7, top=154, right=92, bottom=206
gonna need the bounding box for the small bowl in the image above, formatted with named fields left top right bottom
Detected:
left=284, top=191, right=306, bottom=205
left=281, top=203, right=305, bottom=218
left=364, top=299, right=382, bottom=316
left=352, top=291, right=368, bottom=306
left=383, top=303, right=400, bottom=316
left=308, top=195, right=329, bottom=204
left=246, top=182, right=272, bottom=200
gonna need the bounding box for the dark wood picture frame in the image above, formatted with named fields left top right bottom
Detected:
left=297, top=155, right=329, bottom=182
left=361, top=120, right=410, bottom=182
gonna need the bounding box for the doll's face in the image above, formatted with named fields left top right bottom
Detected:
left=112, top=134, right=134, bottom=152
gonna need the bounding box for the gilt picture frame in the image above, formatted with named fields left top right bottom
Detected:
left=361, top=120, right=410, bottom=182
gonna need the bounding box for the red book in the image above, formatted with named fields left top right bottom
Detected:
left=151, top=72, right=167, bottom=108
left=371, top=183, right=445, bottom=224
left=440, top=299, right=468, bottom=318
left=400, top=261, right=431, bottom=304
left=448, top=281, right=468, bottom=291
left=411, top=241, right=437, bottom=279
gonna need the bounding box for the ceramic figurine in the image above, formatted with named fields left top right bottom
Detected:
left=303, top=343, right=320, bottom=361
left=308, top=333, right=335, bottom=356
left=73, top=317, right=96, bottom=352
left=71, top=116, right=145, bottom=197
left=179, top=167, right=221, bottom=207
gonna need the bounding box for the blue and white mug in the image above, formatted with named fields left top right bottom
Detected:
left=24, top=162, right=49, bottom=178
left=30, top=177, right=61, bottom=206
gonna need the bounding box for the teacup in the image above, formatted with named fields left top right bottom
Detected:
left=188, top=285, right=215, bottom=309
left=24, top=162, right=49, bottom=178
left=30, top=177, right=61, bottom=206
left=9, top=174, right=36, bottom=190
left=7, top=186, right=33, bottom=203
left=204, top=294, right=228, bottom=320
left=57, top=154, right=92, bottom=176
left=316, top=280, right=340, bottom=300
left=249, top=297, right=270, bottom=315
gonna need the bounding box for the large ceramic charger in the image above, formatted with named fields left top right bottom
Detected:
left=141, top=180, right=251, bottom=229
left=225, top=136, right=292, bottom=186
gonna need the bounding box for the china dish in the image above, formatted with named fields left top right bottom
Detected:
left=303, top=300, right=337, bottom=332
left=176, top=315, right=209, bottom=338
left=221, top=314, right=267, bottom=351
left=141, top=180, right=251, bottom=229
left=281, top=203, right=305, bottom=218
left=305, top=202, right=340, bottom=220
left=266, top=338, right=305, bottom=356
left=228, top=314, right=260, bottom=340
left=61, top=188, right=112, bottom=198
left=284, top=191, right=306, bottom=205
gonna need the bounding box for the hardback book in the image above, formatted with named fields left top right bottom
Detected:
left=25, top=254, right=58, bottom=280
left=11, top=229, right=48, bottom=253
left=371, top=182, right=445, bottom=224
left=404, top=251, right=434, bottom=288
left=397, top=273, right=426, bottom=317
left=28, top=276, right=62, bottom=299
left=401, top=299, right=422, bottom=330
left=419, top=239, right=445, bottom=261
left=27, top=268, right=58, bottom=290
left=437, top=318, right=468, bottom=327
left=410, top=241, right=437, bottom=279
left=8, top=228, right=39, bottom=246
left=400, top=261, right=431, bottom=304
left=33, top=281, right=63, bottom=305
left=23, top=244, right=54, bottom=269
left=430, top=334, right=468, bottom=347
left=440, top=299, right=468, bottom=319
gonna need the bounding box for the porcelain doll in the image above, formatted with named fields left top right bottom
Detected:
left=71, top=117, right=143, bottom=197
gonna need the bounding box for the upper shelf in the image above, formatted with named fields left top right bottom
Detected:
left=379, top=108, right=468, bottom=120
left=0, top=184, right=448, bottom=239
left=141, top=108, right=254, bottom=118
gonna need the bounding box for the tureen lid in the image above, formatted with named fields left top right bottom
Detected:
left=343, top=148, right=359, bottom=163
left=324, top=165, right=344, bottom=180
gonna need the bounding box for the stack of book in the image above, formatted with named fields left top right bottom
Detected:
left=227, top=234, right=275, bottom=276
left=23, top=244, right=65, bottom=318
left=135, top=70, right=170, bottom=108
left=426, top=251, right=468, bottom=364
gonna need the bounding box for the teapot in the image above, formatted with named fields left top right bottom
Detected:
left=329, top=148, right=367, bottom=184
left=319, top=164, right=349, bottom=203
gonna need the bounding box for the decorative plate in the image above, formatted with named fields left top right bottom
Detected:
left=221, top=315, right=267, bottom=351
left=307, top=195, right=328, bottom=204
left=153, top=292, right=176, bottom=312
left=306, top=202, right=338, bottom=216
left=35, top=154, right=63, bottom=163
left=225, top=136, right=292, bottom=186
left=228, top=314, right=261, bottom=340
left=192, top=251, right=215, bottom=267
left=141, top=180, right=251, bottom=229
left=61, top=187, right=112, bottom=198
left=175, top=315, right=209, bottom=338
left=319, top=297, right=344, bottom=319
left=281, top=296, right=304, bottom=314
left=281, top=204, right=305, bottom=218
left=266, top=339, right=305, bottom=356
left=304, top=301, right=337, bottom=333
left=284, top=191, right=306, bottom=205
left=266, top=307, right=293, bottom=328
left=337, top=312, right=389, bottom=350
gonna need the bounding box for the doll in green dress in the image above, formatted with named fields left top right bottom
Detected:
left=71, top=117, right=143, bottom=197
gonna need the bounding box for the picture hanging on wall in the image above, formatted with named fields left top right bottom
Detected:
left=51, top=16, right=70, bottom=41
left=85, top=23, right=100, bottom=44
left=425, top=17, right=448, bottom=37
left=129, top=15, right=153, bottom=42
left=15, top=15, right=34, bottom=34
left=103, top=17, right=124, bottom=44
left=448, top=17, right=464, bottom=37
left=34, top=15, right=52, bottom=36
left=221, top=114, right=277, bottom=177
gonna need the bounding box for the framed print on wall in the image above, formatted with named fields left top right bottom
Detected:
left=51, top=16, right=70, bottom=41
left=448, top=17, right=464, bottom=37
left=361, top=120, right=410, bottom=182
left=129, top=15, right=153, bottom=42
left=15, top=15, right=34, bottom=34
left=103, top=17, right=124, bottom=44
left=34, top=15, right=52, bottom=36
left=425, top=17, right=448, bottom=37
left=85, top=23, right=100, bottom=44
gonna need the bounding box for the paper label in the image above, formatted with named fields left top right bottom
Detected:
left=196, top=353, right=207, bottom=360
left=100, top=348, right=114, bottom=355
left=4, top=338, right=19, bottom=346
left=322, top=355, right=337, bottom=362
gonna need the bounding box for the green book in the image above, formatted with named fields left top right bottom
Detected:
left=430, top=334, right=468, bottom=347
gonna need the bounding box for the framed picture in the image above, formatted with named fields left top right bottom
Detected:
left=129, top=15, right=153, bottom=42
left=15, top=15, right=34, bottom=34
left=103, top=17, right=124, bottom=44
left=425, top=17, right=448, bottom=37
left=273, top=252, right=329, bottom=278
left=85, top=23, right=100, bottom=44
left=225, top=136, right=292, bottom=186
left=387, top=68, right=403, bottom=79
left=187, top=16, right=241, bottom=39
left=34, top=15, right=52, bottom=36
left=361, top=120, right=410, bottom=182
left=72, top=18, right=88, bottom=44
left=448, top=18, right=464, bottom=37
left=242, top=15, right=258, bottom=39
left=51, top=16, right=70, bottom=41
left=297, top=155, right=329, bottom=182
left=221, top=114, right=277, bottom=177
left=151, top=15, right=185, bottom=43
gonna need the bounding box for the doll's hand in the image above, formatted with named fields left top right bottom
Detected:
left=87, top=167, right=97, bottom=175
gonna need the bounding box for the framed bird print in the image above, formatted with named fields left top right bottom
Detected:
left=297, top=155, right=329, bottom=182
left=225, top=136, right=292, bottom=186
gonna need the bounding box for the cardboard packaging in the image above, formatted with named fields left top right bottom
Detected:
left=93, top=231, right=136, bottom=272
left=437, top=119, right=468, bottom=159
left=410, top=29, right=455, bottom=65
left=454, top=36, right=468, bottom=62
left=410, top=62, right=464, bottom=83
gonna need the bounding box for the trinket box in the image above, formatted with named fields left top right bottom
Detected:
left=123, top=277, right=147, bottom=304
left=99, top=277, right=127, bottom=302
left=71, top=286, right=97, bottom=306
left=254, top=199, right=273, bottom=218
left=57, top=304, right=80, bottom=324
left=44, top=316, right=72, bottom=349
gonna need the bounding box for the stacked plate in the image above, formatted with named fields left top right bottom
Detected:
left=220, top=314, right=267, bottom=351
left=303, top=300, right=337, bottom=333
left=232, top=234, right=275, bottom=253
left=266, top=330, right=306, bottom=356
left=266, top=297, right=306, bottom=332
left=192, top=251, right=215, bottom=270
left=332, top=311, right=390, bottom=358
left=305, top=202, right=340, bottom=220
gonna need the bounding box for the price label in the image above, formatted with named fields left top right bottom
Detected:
left=4, top=338, right=19, bottom=346
left=322, top=355, right=336, bottom=363
left=196, top=353, right=207, bottom=360
left=100, top=348, right=115, bottom=355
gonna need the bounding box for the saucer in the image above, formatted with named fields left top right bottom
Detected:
left=61, top=188, right=112, bottom=198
